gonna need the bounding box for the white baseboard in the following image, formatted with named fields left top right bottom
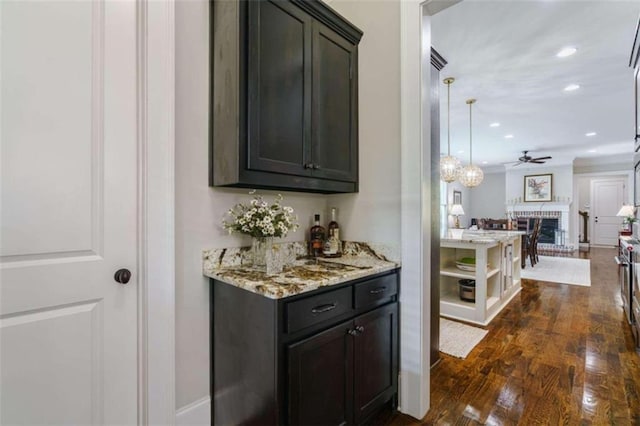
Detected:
left=176, top=396, right=211, bottom=426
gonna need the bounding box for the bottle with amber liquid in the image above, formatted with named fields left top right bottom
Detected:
left=324, top=207, right=342, bottom=257
left=309, top=214, right=325, bottom=257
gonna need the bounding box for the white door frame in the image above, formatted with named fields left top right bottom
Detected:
left=590, top=176, right=627, bottom=246
left=573, top=171, right=632, bottom=249
left=138, top=0, right=176, bottom=423
left=399, top=0, right=464, bottom=419
left=399, top=0, right=431, bottom=419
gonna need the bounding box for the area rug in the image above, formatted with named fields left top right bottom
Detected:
left=439, top=318, right=488, bottom=359
left=521, top=256, right=591, bottom=286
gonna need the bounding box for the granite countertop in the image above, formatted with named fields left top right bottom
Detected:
left=203, top=242, right=400, bottom=299
left=441, top=229, right=525, bottom=244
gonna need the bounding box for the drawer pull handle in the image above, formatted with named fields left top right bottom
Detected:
left=369, top=287, right=387, bottom=294
left=311, top=303, right=337, bottom=314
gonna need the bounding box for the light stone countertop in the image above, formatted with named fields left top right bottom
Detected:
left=441, top=229, right=525, bottom=244
left=203, top=241, right=400, bottom=299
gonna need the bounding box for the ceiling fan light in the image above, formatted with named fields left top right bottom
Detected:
left=460, top=164, right=484, bottom=188
left=440, top=155, right=462, bottom=182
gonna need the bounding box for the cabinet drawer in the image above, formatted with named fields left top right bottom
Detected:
left=355, top=274, right=398, bottom=310
left=287, top=287, right=353, bottom=333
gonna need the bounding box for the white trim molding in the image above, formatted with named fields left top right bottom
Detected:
left=399, top=0, right=431, bottom=419
left=176, top=397, right=211, bottom=426
left=137, top=0, right=176, bottom=424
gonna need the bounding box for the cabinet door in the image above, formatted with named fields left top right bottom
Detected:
left=353, top=303, right=398, bottom=423
left=635, top=67, right=640, bottom=152
left=247, top=0, right=312, bottom=176
left=311, top=21, right=358, bottom=182
left=288, top=319, right=354, bottom=425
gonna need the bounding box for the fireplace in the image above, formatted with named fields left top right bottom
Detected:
left=508, top=202, right=574, bottom=253
left=536, top=218, right=561, bottom=244
left=524, top=218, right=564, bottom=244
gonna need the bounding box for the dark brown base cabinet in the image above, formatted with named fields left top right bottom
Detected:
left=211, top=271, right=399, bottom=425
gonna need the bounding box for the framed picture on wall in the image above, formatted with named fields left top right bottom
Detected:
left=453, top=190, right=462, bottom=205
left=524, top=174, right=552, bottom=202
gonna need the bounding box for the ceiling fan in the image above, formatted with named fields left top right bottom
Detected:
left=510, top=150, right=552, bottom=166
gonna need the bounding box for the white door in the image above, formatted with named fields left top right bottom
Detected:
left=1, top=1, right=138, bottom=424
left=591, top=178, right=626, bottom=246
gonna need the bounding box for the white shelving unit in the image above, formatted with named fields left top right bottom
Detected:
left=440, top=234, right=522, bottom=326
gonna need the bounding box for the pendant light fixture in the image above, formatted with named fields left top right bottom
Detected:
left=459, top=98, right=484, bottom=188
left=439, top=77, right=462, bottom=182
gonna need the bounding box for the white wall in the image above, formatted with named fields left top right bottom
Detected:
left=175, top=0, right=328, bottom=413
left=445, top=181, right=470, bottom=228
left=506, top=165, right=573, bottom=202
left=326, top=0, right=401, bottom=248
left=175, top=0, right=406, bottom=419
left=467, top=172, right=506, bottom=223
left=573, top=170, right=632, bottom=247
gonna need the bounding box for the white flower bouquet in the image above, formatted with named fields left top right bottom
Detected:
left=223, top=192, right=299, bottom=238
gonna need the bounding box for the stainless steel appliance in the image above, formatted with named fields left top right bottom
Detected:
left=621, top=236, right=640, bottom=349
left=629, top=238, right=640, bottom=349
left=618, top=237, right=634, bottom=325
left=458, top=279, right=476, bottom=302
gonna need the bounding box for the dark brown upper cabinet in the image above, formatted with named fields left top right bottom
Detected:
left=632, top=15, right=640, bottom=151
left=211, top=0, right=363, bottom=193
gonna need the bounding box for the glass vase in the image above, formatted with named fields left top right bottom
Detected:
left=251, top=236, right=272, bottom=267
left=251, top=236, right=284, bottom=275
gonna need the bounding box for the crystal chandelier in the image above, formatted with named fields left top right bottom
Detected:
left=459, top=99, right=484, bottom=188
left=440, top=77, right=462, bottom=182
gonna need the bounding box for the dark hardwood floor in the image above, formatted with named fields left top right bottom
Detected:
left=387, top=247, right=640, bottom=425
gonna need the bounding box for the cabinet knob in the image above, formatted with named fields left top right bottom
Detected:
left=347, top=326, right=364, bottom=336
left=312, top=164, right=320, bottom=170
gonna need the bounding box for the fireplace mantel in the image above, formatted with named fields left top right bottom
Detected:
left=506, top=202, right=572, bottom=212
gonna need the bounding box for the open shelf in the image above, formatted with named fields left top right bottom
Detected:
left=439, top=233, right=523, bottom=325
left=486, top=296, right=500, bottom=311
left=440, top=265, right=500, bottom=279
left=440, top=267, right=474, bottom=279
left=440, top=291, right=475, bottom=310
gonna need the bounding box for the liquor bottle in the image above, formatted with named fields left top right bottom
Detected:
left=309, top=214, right=325, bottom=257
left=325, top=207, right=342, bottom=257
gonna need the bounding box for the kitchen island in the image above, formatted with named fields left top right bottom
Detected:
left=440, top=230, right=523, bottom=326
left=203, top=242, right=400, bottom=425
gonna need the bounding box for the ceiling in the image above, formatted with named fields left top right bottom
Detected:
left=431, top=0, right=640, bottom=172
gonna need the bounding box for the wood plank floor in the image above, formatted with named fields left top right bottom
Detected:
left=387, top=247, right=640, bottom=425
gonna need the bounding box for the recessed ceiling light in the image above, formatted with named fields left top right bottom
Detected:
left=505, top=134, right=514, bottom=139
left=490, top=122, right=500, bottom=128
left=564, top=84, right=580, bottom=92
left=556, top=47, right=577, bottom=58
left=457, top=150, right=465, bottom=154
left=586, top=132, right=597, bottom=137
left=482, top=161, right=488, bottom=164
left=587, top=149, right=597, bottom=153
